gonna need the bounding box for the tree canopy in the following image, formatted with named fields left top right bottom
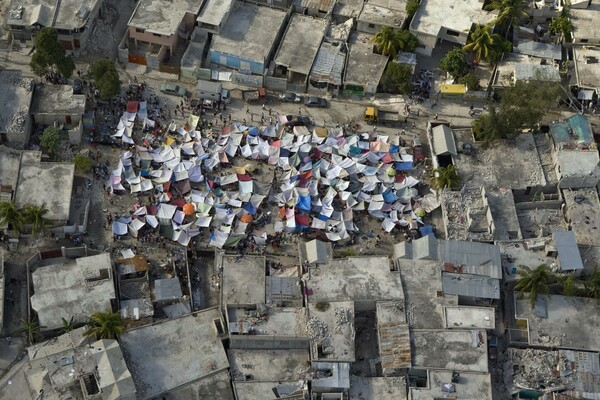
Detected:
left=549, top=13, right=574, bottom=40
left=429, top=165, right=460, bottom=190
left=0, top=201, right=24, bottom=233
left=515, top=264, right=554, bottom=308
left=40, top=126, right=62, bottom=155
left=90, top=59, right=121, bottom=101
left=30, top=28, right=75, bottom=78
left=371, top=27, right=418, bottom=59
left=379, top=63, right=413, bottom=94
left=463, top=24, right=511, bottom=64
left=23, top=203, right=49, bottom=235
left=85, top=310, right=125, bottom=339
left=74, top=154, right=93, bottom=174
left=439, top=48, right=468, bottom=78
left=485, top=0, right=528, bottom=34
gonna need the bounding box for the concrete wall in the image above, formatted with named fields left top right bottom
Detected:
left=33, top=112, right=83, bottom=127
left=209, top=51, right=265, bottom=75
left=243, top=0, right=294, bottom=10
left=229, top=335, right=310, bottom=349
left=128, top=27, right=178, bottom=50
left=264, top=75, right=288, bottom=91
left=558, top=175, right=600, bottom=189
left=68, top=121, right=83, bottom=145
left=4, top=116, right=32, bottom=146
left=232, top=72, right=263, bottom=88
left=356, top=20, right=382, bottom=35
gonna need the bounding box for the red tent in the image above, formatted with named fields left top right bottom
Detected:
left=127, top=101, right=139, bottom=113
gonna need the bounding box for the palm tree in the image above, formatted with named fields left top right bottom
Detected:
left=17, top=318, right=42, bottom=345
left=0, top=201, right=24, bottom=233
left=515, top=264, right=553, bottom=308
left=585, top=268, right=600, bottom=300
left=85, top=310, right=125, bottom=339
left=429, top=165, right=460, bottom=190
left=485, top=0, right=529, bottom=35
left=23, top=203, right=49, bottom=235
left=62, top=316, right=76, bottom=333
left=371, top=27, right=418, bottom=59
left=463, top=25, right=505, bottom=63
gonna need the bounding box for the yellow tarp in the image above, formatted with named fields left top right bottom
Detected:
left=365, top=107, right=377, bottom=117
left=440, top=84, right=466, bottom=95
left=165, top=136, right=176, bottom=146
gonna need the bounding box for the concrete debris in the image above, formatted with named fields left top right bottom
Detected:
left=334, top=307, right=352, bottom=330
left=307, top=317, right=328, bottom=341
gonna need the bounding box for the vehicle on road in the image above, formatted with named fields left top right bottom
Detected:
left=305, top=97, right=328, bottom=108
left=221, top=89, right=230, bottom=104
left=243, top=88, right=267, bottom=103
left=364, top=107, right=399, bottom=124
left=280, top=92, right=303, bottom=103
left=284, top=115, right=312, bottom=128
left=160, top=83, right=187, bottom=97
left=412, top=137, right=425, bottom=162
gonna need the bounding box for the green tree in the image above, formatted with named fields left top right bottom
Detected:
left=85, top=311, right=125, bottom=339
left=515, top=264, right=553, bottom=308
left=30, top=28, right=75, bottom=78
left=74, top=154, right=93, bottom=174
left=463, top=25, right=509, bottom=63
left=90, top=59, right=121, bottom=101
left=459, top=72, right=481, bottom=90
left=380, top=63, right=413, bottom=94
left=23, top=203, right=49, bottom=235
left=472, top=107, right=515, bottom=145
left=371, top=27, right=418, bottom=58
left=439, top=48, right=468, bottom=78
left=562, top=274, right=582, bottom=297
left=40, top=126, right=62, bottom=155
left=0, top=201, right=24, bottom=233
left=549, top=13, right=574, bottom=40
left=585, top=268, right=600, bottom=300
left=485, top=0, right=529, bottom=35
left=62, top=316, right=76, bottom=333
left=17, top=318, right=42, bottom=345
left=405, top=0, right=420, bottom=22
left=429, top=165, right=460, bottom=190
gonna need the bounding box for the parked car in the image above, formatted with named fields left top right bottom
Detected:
left=73, top=79, right=83, bottom=95
left=305, top=97, right=328, bottom=108
left=280, top=92, right=303, bottom=103
left=412, top=137, right=425, bottom=162
left=160, top=83, right=187, bottom=97
left=221, top=89, right=230, bottom=104
left=284, top=115, right=312, bottom=128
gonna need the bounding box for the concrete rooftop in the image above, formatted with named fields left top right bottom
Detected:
left=31, top=84, right=86, bottom=116
left=349, top=376, right=407, bottom=400
left=14, top=151, right=75, bottom=221
left=411, top=0, right=495, bottom=37
left=444, top=306, right=495, bottom=330
left=570, top=2, right=600, bottom=41
left=515, top=294, right=600, bottom=351
left=234, top=381, right=305, bottom=400
left=409, top=370, right=492, bottom=400
left=162, top=370, right=234, bottom=400
left=345, top=32, right=388, bottom=87
left=53, top=0, right=100, bottom=30
left=7, top=0, right=99, bottom=29
left=228, top=348, right=309, bottom=382
left=220, top=254, right=265, bottom=305
left=210, top=2, right=286, bottom=64
left=307, top=301, right=355, bottom=362
left=563, top=188, right=600, bottom=247
left=120, top=308, right=229, bottom=399
left=228, top=306, right=308, bottom=337
left=128, top=0, right=201, bottom=35
left=305, top=256, right=403, bottom=303
left=358, top=3, right=406, bottom=29
left=274, top=14, right=328, bottom=74
left=197, top=0, right=234, bottom=26
left=499, top=240, right=555, bottom=282
left=30, top=253, right=116, bottom=330
left=411, top=329, right=489, bottom=372
left=556, top=148, right=600, bottom=180
left=574, top=46, right=600, bottom=90
left=0, top=71, right=33, bottom=135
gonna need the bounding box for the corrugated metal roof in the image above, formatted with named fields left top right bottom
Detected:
left=432, top=125, right=458, bottom=156
left=439, top=240, right=502, bottom=279
left=310, top=42, right=346, bottom=86
left=442, top=273, right=501, bottom=299
left=154, top=278, right=182, bottom=302
left=394, top=235, right=437, bottom=260
left=514, top=63, right=560, bottom=82
left=302, top=239, right=333, bottom=264
left=553, top=231, right=584, bottom=271
left=514, top=40, right=562, bottom=61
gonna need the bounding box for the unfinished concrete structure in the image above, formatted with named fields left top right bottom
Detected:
left=356, top=0, right=407, bottom=35
left=570, top=1, right=600, bottom=46
left=563, top=188, right=600, bottom=247
left=344, top=32, right=388, bottom=95
left=30, top=253, right=116, bottom=331
left=196, top=0, right=235, bottom=35
left=0, top=70, right=34, bottom=145
left=409, top=370, right=493, bottom=399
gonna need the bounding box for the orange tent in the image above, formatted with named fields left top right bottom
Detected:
left=240, top=214, right=253, bottom=223
left=183, top=203, right=196, bottom=215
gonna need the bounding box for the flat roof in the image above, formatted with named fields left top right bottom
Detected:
left=228, top=349, right=309, bottom=381
left=298, top=239, right=333, bottom=264
left=570, top=2, right=600, bottom=41
left=410, top=0, right=495, bottom=37
left=0, top=71, right=33, bottom=135
left=128, top=0, right=201, bottom=36
left=499, top=241, right=555, bottom=282
left=227, top=306, right=308, bottom=337
left=444, top=306, right=495, bottom=329
left=411, top=329, right=489, bottom=372
left=210, top=2, right=286, bottom=64
left=31, top=84, right=86, bottom=116
left=167, top=370, right=235, bottom=399
left=345, top=32, right=388, bottom=87
left=234, top=381, right=304, bottom=400
left=515, top=294, right=600, bottom=351
left=410, top=370, right=492, bottom=400
left=307, top=301, right=355, bottom=362
left=7, top=0, right=99, bottom=29
left=396, top=258, right=458, bottom=329
left=439, top=240, right=502, bottom=279
left=349, top=376, right=407, bottom=400
left=30, top=253, right=116, bottom=330
left=556, top=148, right=600, bottom=179
left=14, top=151, right=75, bottom=221
left=358, top=3, right=405, bottom=28
left=563, top=188, right=600, bottom=247
left=494, top=53, right=560, bottom=87
left=274, top=14, right=328, bottom=74
left=197, top=0, right=234, bottom=26
left=306, top=256, right=403, bottom=303
left=376, top=301, right=411, bottom=370
left=441, top=272, right=500, bottom=299
left=120, top=308, right=229, bottom=399
left=574, top=46, right=600, bottom=90
left=553, top=231, right=584, bottom=271
left=220, top=254, right=265, bottom=305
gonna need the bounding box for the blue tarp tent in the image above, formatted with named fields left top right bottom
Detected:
left=419, top=225, right=435, bottom=237
left=383, top=190, right=399, bottom=203
left=297, top=195, right=311, bottom=211
left=243, top=202, right=257, bottom=215
left=395, top=161, right=413, bottom=171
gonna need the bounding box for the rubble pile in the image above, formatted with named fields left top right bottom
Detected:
left=506, top=348, right=576, bottom=393
left=307, top=317, right=329, bottom=341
